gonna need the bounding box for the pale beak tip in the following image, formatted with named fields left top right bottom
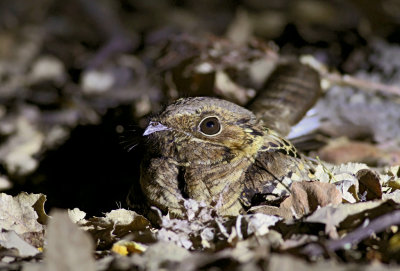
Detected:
left=143, top=121, right=170, bottom=136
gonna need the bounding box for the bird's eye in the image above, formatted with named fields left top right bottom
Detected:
left=199, top=116, right=221, bottom=136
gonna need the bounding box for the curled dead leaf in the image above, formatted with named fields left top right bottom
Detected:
left=357, top=169, right=382, bottom=200
left=250, top=181, right=342, bottom=219
left=281, top=181, right=342, bottom=218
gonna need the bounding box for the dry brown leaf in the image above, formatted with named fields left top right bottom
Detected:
left=314, top=162, right=371, bottom=203
left=317, top=138, right=384, bottom=165
left=77, top=209, right=152, bottom=249
left=250, top=181, right=341, bottom=219
left=357, top=169, right=382, bottom=200
left=282, top=181, right=341, bottom=218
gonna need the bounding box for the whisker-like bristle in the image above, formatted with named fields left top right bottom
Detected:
left=127, top=143, right=139, bottom=152
left=118, top=124, right=142, bottom=152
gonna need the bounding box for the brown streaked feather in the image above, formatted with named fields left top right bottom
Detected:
left=128, top=63, right=321, bottom=218
left=248, top=62, right=321, bottom=136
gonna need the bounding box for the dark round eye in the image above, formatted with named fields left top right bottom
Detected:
left=199, top=117, right=221, bottom=135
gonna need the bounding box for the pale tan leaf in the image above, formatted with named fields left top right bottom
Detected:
left=0, top=193, right=45, bottom=235
left=77, top=208, right=152, bottom=249
left=306, top=201, right=382, bottom=225
left=44, top=210, right=95, bottom=271
left=0, top=230, right=39, bottom=257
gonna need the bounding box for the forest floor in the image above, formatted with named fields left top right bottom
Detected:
left=1, top=1, right=400, bottom=270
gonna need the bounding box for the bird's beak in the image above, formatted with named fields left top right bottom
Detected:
left=143, top=121, right=170, bottom=136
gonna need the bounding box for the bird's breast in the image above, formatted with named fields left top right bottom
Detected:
left=183, top=150, right=256, bottom=215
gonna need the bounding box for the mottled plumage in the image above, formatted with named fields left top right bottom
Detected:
left=130, top=97, right=312, bottom=217
left=127, top=62, right=321, bottom=218
left=248, top=63, right=321, bottom=136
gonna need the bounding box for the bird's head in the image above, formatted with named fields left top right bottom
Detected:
left=143, top=97, right=265, bottom=165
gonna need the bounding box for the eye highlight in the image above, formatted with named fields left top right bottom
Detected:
left=199, top=116, right=221, bottom=136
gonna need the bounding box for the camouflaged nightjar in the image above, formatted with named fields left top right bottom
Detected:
left=128, top=62, right=321, bottom=218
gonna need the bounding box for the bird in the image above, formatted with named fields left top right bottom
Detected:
left=128, top=63, right=321, bottom=218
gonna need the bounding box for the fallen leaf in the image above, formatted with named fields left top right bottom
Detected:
left=383, top=190, right=400, bottom=203
left=215, top=70, right=252, bottom=105
left=268, top=253, right=396, bottom=271
left=317, top=138, right=384, bottom=165
left=141, top=242, right=190, bottom=271
left=389, top=233, right=400, bottom=252
left=44, top=209, right=95, bottom=271
left=0, top=117, right=44, bottom=175
left=357, top=169, right=382, bottom=200
left=280, top=234, right=319, bottom=250
left=314, top=162, right=375, bottom=202
left=248, top=205, right=293, bottom=220
left=77, top=209, right=152, bottom=249
left=0, top=230, right=39, bottom=257
left=387, top=179, right=400, bottom=190
left=174, top=247, right=242, bottom=271
left=282, top=181, right=342, bottom=218
left=250, top=181, right=341, bottom=220
left=111, top=240, right=148, bottom=256
left=334, top=179, right=358, bottom=203
left=384, top=166, right=400, bottom=190
left=67, top=208, right=86, bottom=223
left=0, top=193, right=46, bottom=235
left=0, top=174, right=11, bottom=191
left=245, top=213, right=281, bottom=236
left=157, top=227, right=194, bottom=250
left=306, top=201, right=383, bottom=238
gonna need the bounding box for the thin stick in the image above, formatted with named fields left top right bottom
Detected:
left=301, top=55, right=400, bottom=96
left=325, top=73, right=400, bottom=96
left=302, top=209, right=400, bottom=257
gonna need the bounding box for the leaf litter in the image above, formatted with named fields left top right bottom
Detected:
left=3, top=167, right=400, bottom=271
left=1, top=1, right=400, bottom=270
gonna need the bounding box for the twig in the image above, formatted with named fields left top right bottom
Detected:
left=302, top=209, right=400, bottom=257
left=325, top=73, right=400, bottom=96
left=301, top=55, right=400, bottom=96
